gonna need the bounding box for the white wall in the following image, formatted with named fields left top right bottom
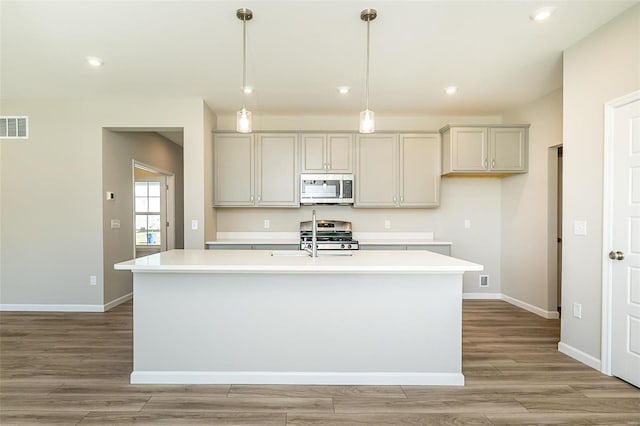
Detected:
left=562, top=5, right=640, bottom=360
left=501, top=89, right=563, bottom=315
left=0, top=97, right=208, bottom=308
left=102, top=131, right=183, bottom=304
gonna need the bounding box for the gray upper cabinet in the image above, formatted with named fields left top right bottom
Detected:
left=214, top=133, right=254, bottom=206
left=301, top=133, right=353, bottom=173
left=355, top=133, right=440, bottom=208
left=399, top=134, right=441, bottom=207
left=355, top=134, right=398, bottom=207
left=214, top=133, right=299, bottom=207
left=441, top=125, right=529, bottom=175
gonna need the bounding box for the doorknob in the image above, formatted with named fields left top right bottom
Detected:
left=609, top=251, right=624, bottom=260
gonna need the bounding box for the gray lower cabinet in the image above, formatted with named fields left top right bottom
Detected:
left=207, top=243, right=298, bottom=250
left=359, top=244, right=451, bottom=255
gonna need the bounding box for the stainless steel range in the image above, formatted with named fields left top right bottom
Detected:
left=300, top=220, right=359, bottom=251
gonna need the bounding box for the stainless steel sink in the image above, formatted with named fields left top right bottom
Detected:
left=270, top=250, right=353, bottom=257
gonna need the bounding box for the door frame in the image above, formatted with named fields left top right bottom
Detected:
left=132, top=160, right=176, bottom=256
left=601, top=89, right=640, bottom=375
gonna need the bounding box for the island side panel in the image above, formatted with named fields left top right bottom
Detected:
left=132, top=271, right=463, bottom=385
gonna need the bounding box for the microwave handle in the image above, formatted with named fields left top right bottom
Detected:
left=339, top=179, right=344, bottom=199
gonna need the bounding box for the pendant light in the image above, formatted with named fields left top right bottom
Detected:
left=236, top=8, right=253, bottom=133
left=359, top=8, right=377, bottom=134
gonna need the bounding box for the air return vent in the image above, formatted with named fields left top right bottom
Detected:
left=0, top=116, right=29, bottom=139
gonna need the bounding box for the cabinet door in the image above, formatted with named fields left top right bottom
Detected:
left=490, top=127, right=527, bottom=172
left=327, top=134, right=353, bottom=172
left=399, top=134, right=440, bottom=207
left=355, top=134, right=398, bottom=207
left=256, top=133, right=299, bottom=206
left=301, top=134, right=326, bottom=173
left=451, top=127, right=488, bottom=171
left=214, top=134, right=254, bottom=206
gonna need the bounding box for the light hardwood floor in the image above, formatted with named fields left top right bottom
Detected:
left=1, top=300, right=638, bottom=425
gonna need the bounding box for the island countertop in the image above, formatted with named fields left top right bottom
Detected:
left=115, top=249, right=482, bottom=274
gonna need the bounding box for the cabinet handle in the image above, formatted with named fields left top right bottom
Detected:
left=393, top=196, right=397, bottom=203
left=400, top=196, right=404, bottom=203
left=492, top=159, right=496, bottom=168
left=257, top=195, right=261, bottom=201
left=484, top=158, right=488, bottom=168
left=250, top=195, right=254, bottom=202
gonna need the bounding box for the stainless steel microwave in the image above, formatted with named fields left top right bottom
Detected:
left=300, top=174, right=354, bottom=205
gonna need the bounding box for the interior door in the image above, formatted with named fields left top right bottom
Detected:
left=610, top=96, right=640, bottom=387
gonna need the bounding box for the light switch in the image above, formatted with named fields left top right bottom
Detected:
left=191, top=220, right=198, bottom=230
left=464, top=219, right=471, bottom=229
left=384, top=219, right=391, bottom=229
left=110, top=219, right=120, bottom=229
left=574, top=220, right=587, bottom=236
left=264, top=219, right=270, bottom=229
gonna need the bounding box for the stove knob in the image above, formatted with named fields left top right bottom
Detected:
left=307, top=243, right=312, bottom=249
left=347, top=244, right=352, bottom=249
left=341, top=244, right=345, bottom=249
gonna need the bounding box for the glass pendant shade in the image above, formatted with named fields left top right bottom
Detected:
left=236, top=107, right=252, bottom=133
left=359, top=109, right=375, bottom=133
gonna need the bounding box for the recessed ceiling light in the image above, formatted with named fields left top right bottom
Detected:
left=445, top=86, right=458, bottom=95
left=337, top=86, right=350, bottom=95
left=243, top=86, right=254, bottom=94
left=85, top=56, right=103, bottom=67
left=530, top=6, right=555, bottom=21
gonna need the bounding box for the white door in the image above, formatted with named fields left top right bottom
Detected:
left=609, top=95, right=640, bottom=387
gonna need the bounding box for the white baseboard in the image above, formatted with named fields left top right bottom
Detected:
left=0, top=292, right=133, bottom=313
left=463, top=292, right=501, bottom=299
left=131, top=371, right=465, bottom=386
left=0, top=303, right=104, bottom=312
left=501, top=294, right=560, bottom=319
left=558, top=342, right=602, bottom=371
left=104, top=292, right=133, bottom=311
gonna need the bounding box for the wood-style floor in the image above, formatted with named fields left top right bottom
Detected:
left=1, top=300, right=638, bottom=425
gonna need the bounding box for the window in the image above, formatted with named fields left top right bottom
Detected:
left=135, top=181, right=162, bottom=246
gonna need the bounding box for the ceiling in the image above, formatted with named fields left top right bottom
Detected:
left=1, top=1, right=635, bottom=117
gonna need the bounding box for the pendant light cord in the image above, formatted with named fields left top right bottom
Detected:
left=242, top=17, right=247, bottom=109
left=365, top=18, right=370, bottom=111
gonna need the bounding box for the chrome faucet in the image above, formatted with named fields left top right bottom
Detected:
left=311, top=209, right=318, bottom=258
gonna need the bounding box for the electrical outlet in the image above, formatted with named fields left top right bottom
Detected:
left=105, top=191, right=115, bottom=200
left=191, top=219, right=198, bottom=230
left=479, top=275, right=489, bottom=287
left=572, top=302, right=582, bottom=319
left=110, top=219, right=120, bottom=229
left=264, top=219, right=270, bottom=229
left=384, top=219, right=391, bottom=229
left=464, top=219, right=471, bottom=229
left=89, top=275, right=97, bottom=286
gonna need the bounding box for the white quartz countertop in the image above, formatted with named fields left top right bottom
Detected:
left=115, top=249, right=482, bottom=274
left=206, top=232, right=452, bottom=246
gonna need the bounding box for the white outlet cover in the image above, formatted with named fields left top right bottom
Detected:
left=574, top=220, right=587, bottom=236
left=191, top=220, right=198, bottom=230
left=384, top=220, right=391, bottom=229
left=110, top=219, right=120, bottom=229
left=464, top=219, right=471, bottom=229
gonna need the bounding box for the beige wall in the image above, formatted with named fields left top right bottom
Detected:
left=203, top=103, right=217, bottom=242
left=0, top=97, right=208, bottom=307
left=501, top=89, right=563, bottom=314
left=102, top=131, right=183, bottom=304
left=562, top=5, right=640, bottom=359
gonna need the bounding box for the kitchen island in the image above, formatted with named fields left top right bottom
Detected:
left=115, top=249, right=482, bottom=386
